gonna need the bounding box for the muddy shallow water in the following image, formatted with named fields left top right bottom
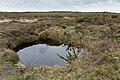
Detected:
left=17, top=44, right=83, bottom=67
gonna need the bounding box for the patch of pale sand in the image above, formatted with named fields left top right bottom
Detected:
left=0, top=19, right=12, bottom=23
left=15, top=18, right=38, bottom=23
left=0, top=18, right=38, bottom=23
left=62, top=16, right=71, bottom=20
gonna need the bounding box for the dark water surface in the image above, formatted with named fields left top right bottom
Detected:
left=17, top=44, right=83, bottom=67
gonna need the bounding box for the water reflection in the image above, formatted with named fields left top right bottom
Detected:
left=17, top=44, right=84, bottom=67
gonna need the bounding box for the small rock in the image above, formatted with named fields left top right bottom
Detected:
left=16, top=61, right=27, bottom=69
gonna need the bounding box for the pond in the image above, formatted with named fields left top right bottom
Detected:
left=17, top=44, right=84, bottom=67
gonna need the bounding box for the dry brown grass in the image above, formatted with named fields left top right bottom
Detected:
left=0, top=12, right=119, bottom=80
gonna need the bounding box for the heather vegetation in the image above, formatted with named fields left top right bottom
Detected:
left=0, top=12, right=119, bottom=80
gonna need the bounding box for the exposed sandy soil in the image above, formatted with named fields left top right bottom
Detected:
left=0, top=18, right=39, bottom=23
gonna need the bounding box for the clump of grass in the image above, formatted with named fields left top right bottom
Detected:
left=0, top=66, right=6, bottom=71
left=2, top=49, right=19, bottom=64
left=57, top=47, right=81, bottom=63
left=76, top=14, right=106, bottom=25
left=3, top=70, right=21, bottom=80
left=107, top=25, right=120, bottom=44
left=76, top=14, right=120, bottom=25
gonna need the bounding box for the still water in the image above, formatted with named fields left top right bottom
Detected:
left=17, top=44, right=83, bottom=67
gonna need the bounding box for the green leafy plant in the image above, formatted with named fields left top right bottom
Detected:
left=57, top=47, right=80, bottom=63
